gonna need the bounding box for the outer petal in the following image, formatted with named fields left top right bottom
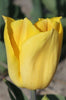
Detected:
left=51, top=17, right=63, bottom=59
left=35, top=17, right=63, bottom=59
left=11, top=18, right=40, bottom=47
left=3, top=17, right=23, bottom=87
left=3, top=16, right=20, bottom=58
left=19, top=18, right=40, bottom=49
left=50, top=17, right=63, bottom=59
left=3, top=17, right=40, bottom=51
left=20, top=29, right=59, bottom=90
left=3, top=16, right=40, bottom=87
left=35, top=17, right=62, bottom=32
left=10, top=19, right=23, bottom=50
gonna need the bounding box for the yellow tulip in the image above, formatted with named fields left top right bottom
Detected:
left=3, top=16, right=63, bottom=90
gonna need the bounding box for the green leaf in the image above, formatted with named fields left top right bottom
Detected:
left=0, top=64, right=7, bottom=74
left=37, top=95, right=66, bottom=100
left=4, top=79, right=28, bottom=100
left=47, top=95, right=66, bottom=100
left=0, top=0, right=9, bottom=28
left=41, top=95, right=49, bottom=100
left=55, top=95, right=65, bottom=100
left=0, top=41, right=7, bottom=63
left=61, top=18, right=66, bottom=45
left=8, top=88, right=16, bottom=100
left=0, top=34, right=1, bottom=40
left=0, top=64, right=7, bottom=81
left=61, top=18, right=66, bottom=27
left=60, top=44, right=66, bottom=60
left=42, top=0, right=57, bottom=16
left=45, top=13, right=56, bottom=18
left=0, top=41, right=7, bottom=78
left=30, top=0, right=42, bottom=23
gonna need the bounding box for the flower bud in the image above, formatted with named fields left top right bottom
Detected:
left=3, top=16, right=63, bottom=90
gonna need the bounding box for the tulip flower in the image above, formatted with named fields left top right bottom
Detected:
left=3, top=16, right=63, bottom=90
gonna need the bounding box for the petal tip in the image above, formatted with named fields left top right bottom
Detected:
left=2, top=16, right=7, bottom=23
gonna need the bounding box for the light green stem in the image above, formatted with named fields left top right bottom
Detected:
left=31, top=90, right=36, bottom=100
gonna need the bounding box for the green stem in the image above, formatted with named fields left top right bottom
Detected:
left=31, top=90, right=36, bottom=100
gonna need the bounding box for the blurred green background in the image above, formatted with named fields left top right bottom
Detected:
left=0, top=0, right=66, bottom=77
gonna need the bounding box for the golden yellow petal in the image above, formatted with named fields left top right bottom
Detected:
left=2, top=16, right=15, bottom=23
left=35, top=18, right=48, bottom=32
left=20, top=29, right=59, bottom=90
left=35, top=17, right=63, bottom=60
left=4, top=17, right=22, bottom=87
left=50, top=17, right=63, bottom=58
left=10, top=20, right=23, bottom=50
left=3, top=16, right=20, bottom=58
left=19, top=18, right=40, bottom=48
left=3, top=17, right=40, bottom=51
left=35, top=17, right=61, bottom=32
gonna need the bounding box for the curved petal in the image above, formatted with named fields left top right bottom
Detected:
left=2, top=16, right=15, bottom=23
left=3, top=16, right=40, bottom=87
left=35, top=17, right=63, bottom=59
left=10, top=19, right=23, bottom=50
left=11, top=18, right=40, bottom=48
left=3, top=17, right=40, bottom=51
left=19, top=18, right=40, bottom=49
left=4, top=17, right=22, bottom=87
left=50, top=17, right=63, bottom=58
left=35, top=17, right=62, bottom=32
left=11, top=18, right=40, bottom=50
left=20, top=29, right=59, bottom=90
left=3, top=16, right=20, bottom=58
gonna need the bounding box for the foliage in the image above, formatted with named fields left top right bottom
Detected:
left=0, top=42, right=6, bottom=63
left=0, top=41, right=7, bottom=77
left=4, top=80, right=66, bottom=100
left=31, top=0, right=42, bottom=23
left=4, top=79, right=28, bottom=100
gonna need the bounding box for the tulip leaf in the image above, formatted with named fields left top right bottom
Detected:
left=55, top=95, right=66, bottom=100
left=0, top=41, right=7, bottom=77
left=45, top=95, right=65, bottom=100
left=42, top=0, right=57, bottom=17
left=4, top=79, right=28, bottom=100
left=0, top=65, right=6, bottom=74
left=8, top=88, right=16, bottom=100
left=0, top=41, right=7, bottom=63
left=0, top=64, right=7, bottom=81
left=37, top=95, right=66, bottom=100
left=61, top=18, right=66, bottom=27
left=0, top=0, right=9, bottom=28
left=45, top=13, right=56, bottom=18
left=30, top=0, right=42, bottom=23
left=0, top=34, right=1, bottom=40
left=41, top=95, right=49, bottom=100
left=61, top=18, right=66, bottom=45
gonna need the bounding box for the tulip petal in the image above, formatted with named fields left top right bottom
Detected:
left=20, top=29, right=59, bottom=90
left=35, top=17, right=63, bottom=59
left=10, top=19, right=23, bottom=50
left=3, top=16, right=20, bottom=58
left=19, top=18, right=40, bottom=49
left=4, top=17, right=40, bottom=51
left=4, top=17, right=23, bottom=87
left=50, top=17, right=63, bottom=58
left=2, top=16, right=15, bottom=23
left=3, top=16, right=40, bottom=87
left=35, top=17, right=61, bottom=32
